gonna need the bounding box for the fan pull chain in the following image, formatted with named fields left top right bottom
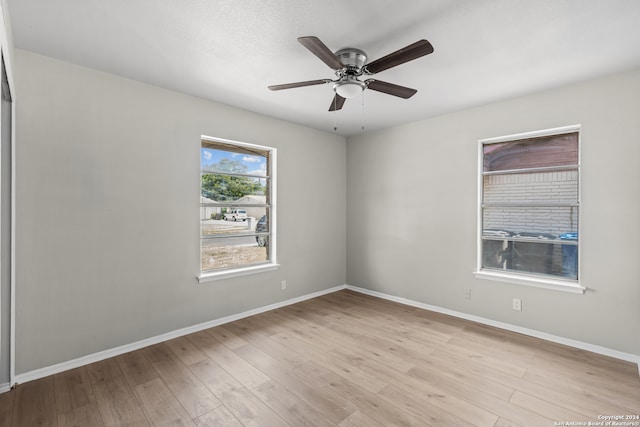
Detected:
left=333, top=96, right=338, bottom=131
left=361, top=91, right=365, bottom=131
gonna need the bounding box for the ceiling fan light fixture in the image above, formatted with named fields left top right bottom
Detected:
left=334, top=78, right=365, bottom=98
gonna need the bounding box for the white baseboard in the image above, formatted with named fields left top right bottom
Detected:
left=9, top=282, right=639, bottom=389
left=13, top=285, right=347, bottom=387
left=345, top=285, right=640, bottom=374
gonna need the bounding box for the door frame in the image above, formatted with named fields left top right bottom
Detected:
left=0, top=0, right=16, bottom=391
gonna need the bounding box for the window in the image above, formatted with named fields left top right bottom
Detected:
left=199, top=136, right=276, bottom=281
left=476, top=125, right=584, bottom=293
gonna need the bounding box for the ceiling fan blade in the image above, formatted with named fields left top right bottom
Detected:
left=268, top=79, right=331, bottom=91
left=365, top=39, right=434, bottom=74
left=365, top=80, right=417, bottom=99
left=298, top=36, right=344, bottom=70
left=329, top=94, right=346, bottom=111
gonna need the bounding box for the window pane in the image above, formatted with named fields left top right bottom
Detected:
left=201, top=235, right=269, bottom=272
left=483, top=132, right=578, bottom=172
left=201, top=173, right=267, bottom=203
left=483, top=170, right=577, bottom=204
left=201, top=207, right=268, bottom=231
left=201, top=147, right=267, bottom=176
left=482, top=240, right=577, bottom=279
left=202, top=140, right=269, bottom=158
left=483, top=206, right=578, bottom=237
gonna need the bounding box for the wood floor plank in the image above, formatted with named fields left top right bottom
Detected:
left=149, top=356, right=221, bottom=419
left=528, top=350, right=639, bottom=388
left=509, top=390, right=587, bottom=422
left=526, top=354, right=640, bottom=409
left=538, top=339, right=639, bottom=378
left=446, top=335, right=536, bottom=364
left=261, top=317, right=389, bottom=393
left=216, top=386, right=289, bottom=427
left=435, top=340, right=528, bottom=378
left=251, top=379, right=336, bottom=427
left=224, top=321, right=308, bottom=369
left=164, top=336, right=209, bottom=367
left=205, top=325, right=248, bottom=350
left=460, top=323, right=543, bottom=353
left=234, top=343, right=358, bottom=424
left=417, top=380, right=554, bottom=427
left=273, top=323, right=417, bottom=374
left=485, top=398, right=555, bottom=427
left=407, top=362, right=515, bottom=402
left=519, top=368, right=640, bottom=416
left=186, top=331, right=270, bottom=390
left=232, top=312, right=284, bottom=337
left=53, top=367, right=104, bottom=427
left=295, top=361, right=430, bottom=427
left=379, top=380, right=499, bottom=427
left=115, top=351, right=159, bottom=387
left=339, top=308, right=454, bottom=349
left=376, top=383, right=477, bottom=427
left=321, top=382, right=431, bottom=427
left=337, top=410, right=386, bottom=427
left=11, top=377, right=57, bottom=427
left=188, top=357, right=242, bottom=396
left=56, top=405, right=103, bottom=427
left=193, top=405, right=243, bottom=427
left=314, top=348, right=389, bottom=393
left=310, top=311, right=438, bottom=367
left=453, top=362, right=607, bottom=425
left=0, top=389, right=15, bottom=427
left=86, top=359, right=150, bottom=427
left=493, top=417, right=522, bottom=427
left=312, top=298, right=451, bottom=349
left=133, top=378, right=194, bottom=426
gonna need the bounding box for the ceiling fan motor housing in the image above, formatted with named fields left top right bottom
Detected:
left=335, top=48, right=367, bottom=72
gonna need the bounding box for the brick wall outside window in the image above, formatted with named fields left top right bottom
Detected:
left=483, top=170, right=578, bottom=236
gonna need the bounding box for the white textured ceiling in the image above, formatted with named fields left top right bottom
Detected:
left=7, top=0, right=640, bottom=136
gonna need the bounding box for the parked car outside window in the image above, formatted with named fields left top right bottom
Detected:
left=255, top=215, right=268, bottom=247
left=223, top=209, right=247, bottom=221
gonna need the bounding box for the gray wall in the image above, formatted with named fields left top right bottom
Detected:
left=14, top=50, right=347, bottom=374
left=347, top=70, right=640, bottom=356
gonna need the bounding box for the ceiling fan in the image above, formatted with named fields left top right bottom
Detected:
left=268, top=36, right=434, bottom=111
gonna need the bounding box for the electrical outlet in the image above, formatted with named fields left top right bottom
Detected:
left=464, top=288, right=471, bottom=299
left=281, top=280, right=286, bottom=290
left=512, top=298, right=522, bottom=311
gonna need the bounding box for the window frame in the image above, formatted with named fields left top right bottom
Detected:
left=197, top=136, right=278, bottom=283
left=474, top=125, right=585, bottom=294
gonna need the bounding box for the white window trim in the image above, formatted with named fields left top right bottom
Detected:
left=198, top=263, right=280, bottom=283
left=474, top=124, right=585, bottom=294
left=474, top=270, right=585, bottom=294
left=198, top=136, right=278, bottom=282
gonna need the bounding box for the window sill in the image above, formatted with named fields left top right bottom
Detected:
left=474, top=270, right=586, bottom=294
left=198, top=263, right=279, bottom=283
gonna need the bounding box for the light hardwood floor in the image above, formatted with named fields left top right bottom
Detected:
left=1, top=290, right=638, bottom=426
